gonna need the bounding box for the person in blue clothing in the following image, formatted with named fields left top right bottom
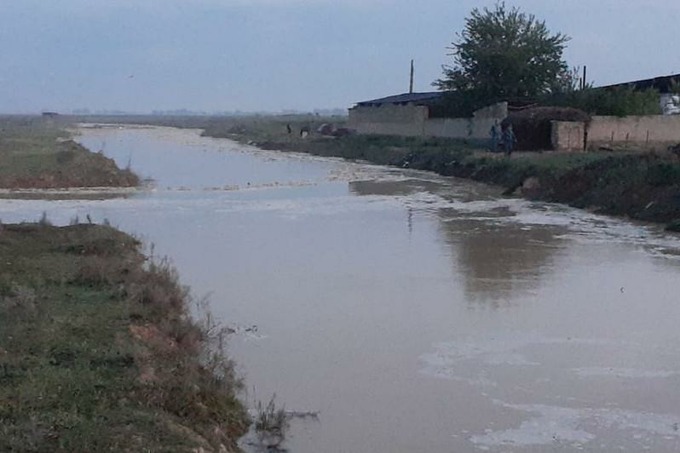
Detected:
left=489, top=121, right=500, bottom=152
left=503, top=124, right=517, bottom=156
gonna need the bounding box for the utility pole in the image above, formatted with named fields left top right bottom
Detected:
left=409, top=59, right=415, bottom=94
left=582, top=65, right=587, bottom=90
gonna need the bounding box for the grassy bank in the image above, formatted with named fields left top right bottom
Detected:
left=0, top=116, right=139, bottom=189
left=0, top=223, right=249, bottom=452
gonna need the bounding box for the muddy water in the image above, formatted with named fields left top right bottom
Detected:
left=3, top=125, right=680, bottom=452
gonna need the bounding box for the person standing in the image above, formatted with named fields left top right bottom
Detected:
left=489, top=121, right=500, bottom=152
left=503, top=125, right=517, bottom=156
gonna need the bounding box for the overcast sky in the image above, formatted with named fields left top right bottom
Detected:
left=2, top=0, right=679, bottom=113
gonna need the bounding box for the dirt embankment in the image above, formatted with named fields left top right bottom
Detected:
left=540, top=154, right=680, bottom=223
left=400, top=149, right=680, bottom=225
left=0, top=116, right=139, bottom=190
left=0, top=139, right=139, bottom=189
left=0, top=223, right=249, bottom=452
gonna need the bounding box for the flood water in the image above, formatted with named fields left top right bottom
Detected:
left=3, top=126, right=680, bottom=452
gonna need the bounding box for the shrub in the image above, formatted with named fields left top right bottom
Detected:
left=667, top=219, right=680, bottom=232
left=646, top=162, right=680, bottom=187
left=544, top=86, right=661, bottom=116
left=254, top=395, right=289, bottom=450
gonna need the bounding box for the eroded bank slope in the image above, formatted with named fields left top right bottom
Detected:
left=0, top=223, right=249, bottom=452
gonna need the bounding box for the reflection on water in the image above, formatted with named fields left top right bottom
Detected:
left=2, top=126, right=680, bottom=452
left=349, top=178, right=449, bottom=198
left=351, top=179, right=567, bottom=307
left=440, top=217, right=566, bottom=307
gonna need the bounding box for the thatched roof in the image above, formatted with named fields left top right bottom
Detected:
left=503, top=106, right=591, bottom=125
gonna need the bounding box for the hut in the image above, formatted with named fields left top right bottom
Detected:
left=502, top=106, right=591, bottom=151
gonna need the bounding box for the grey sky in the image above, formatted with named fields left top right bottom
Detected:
left=2, top=0, right=679, bottom=113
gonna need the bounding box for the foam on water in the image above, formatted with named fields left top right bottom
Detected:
left=471, top=403, right=680, bottom=449
left=573, top=367, right=679, bottom=379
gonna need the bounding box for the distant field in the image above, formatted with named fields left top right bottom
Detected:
left=74, top=113, right=348, bottom=143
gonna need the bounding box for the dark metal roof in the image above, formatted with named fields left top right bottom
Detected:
left=355, top=92, right=443, bottom=107
left=598, top=73, right=680, bottom=93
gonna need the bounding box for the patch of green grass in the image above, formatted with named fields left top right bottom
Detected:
left=0, top=116, right=139, bottom=189
left=0, top=223, right=248, bottom=452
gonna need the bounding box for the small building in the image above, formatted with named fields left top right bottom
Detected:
left=348, top=76, right=680, bottom=151
left=347, top=92, right=443, bottom=136
left=352, top=92, right=443, bottom=108
left=348, top=92, right=507, bottom=141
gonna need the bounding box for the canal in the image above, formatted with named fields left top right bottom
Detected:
left=2, top=125, right=680, bottom=452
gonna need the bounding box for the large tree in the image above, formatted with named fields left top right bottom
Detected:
left=434, top=2, right=570, bottom=101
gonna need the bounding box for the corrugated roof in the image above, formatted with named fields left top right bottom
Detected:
left=355, top=92, right=443, bottom=107
left=598, top=73, right=680, bottom=93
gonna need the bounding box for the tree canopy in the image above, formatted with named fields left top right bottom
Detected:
left=434, top=2, right=570, bottom=102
